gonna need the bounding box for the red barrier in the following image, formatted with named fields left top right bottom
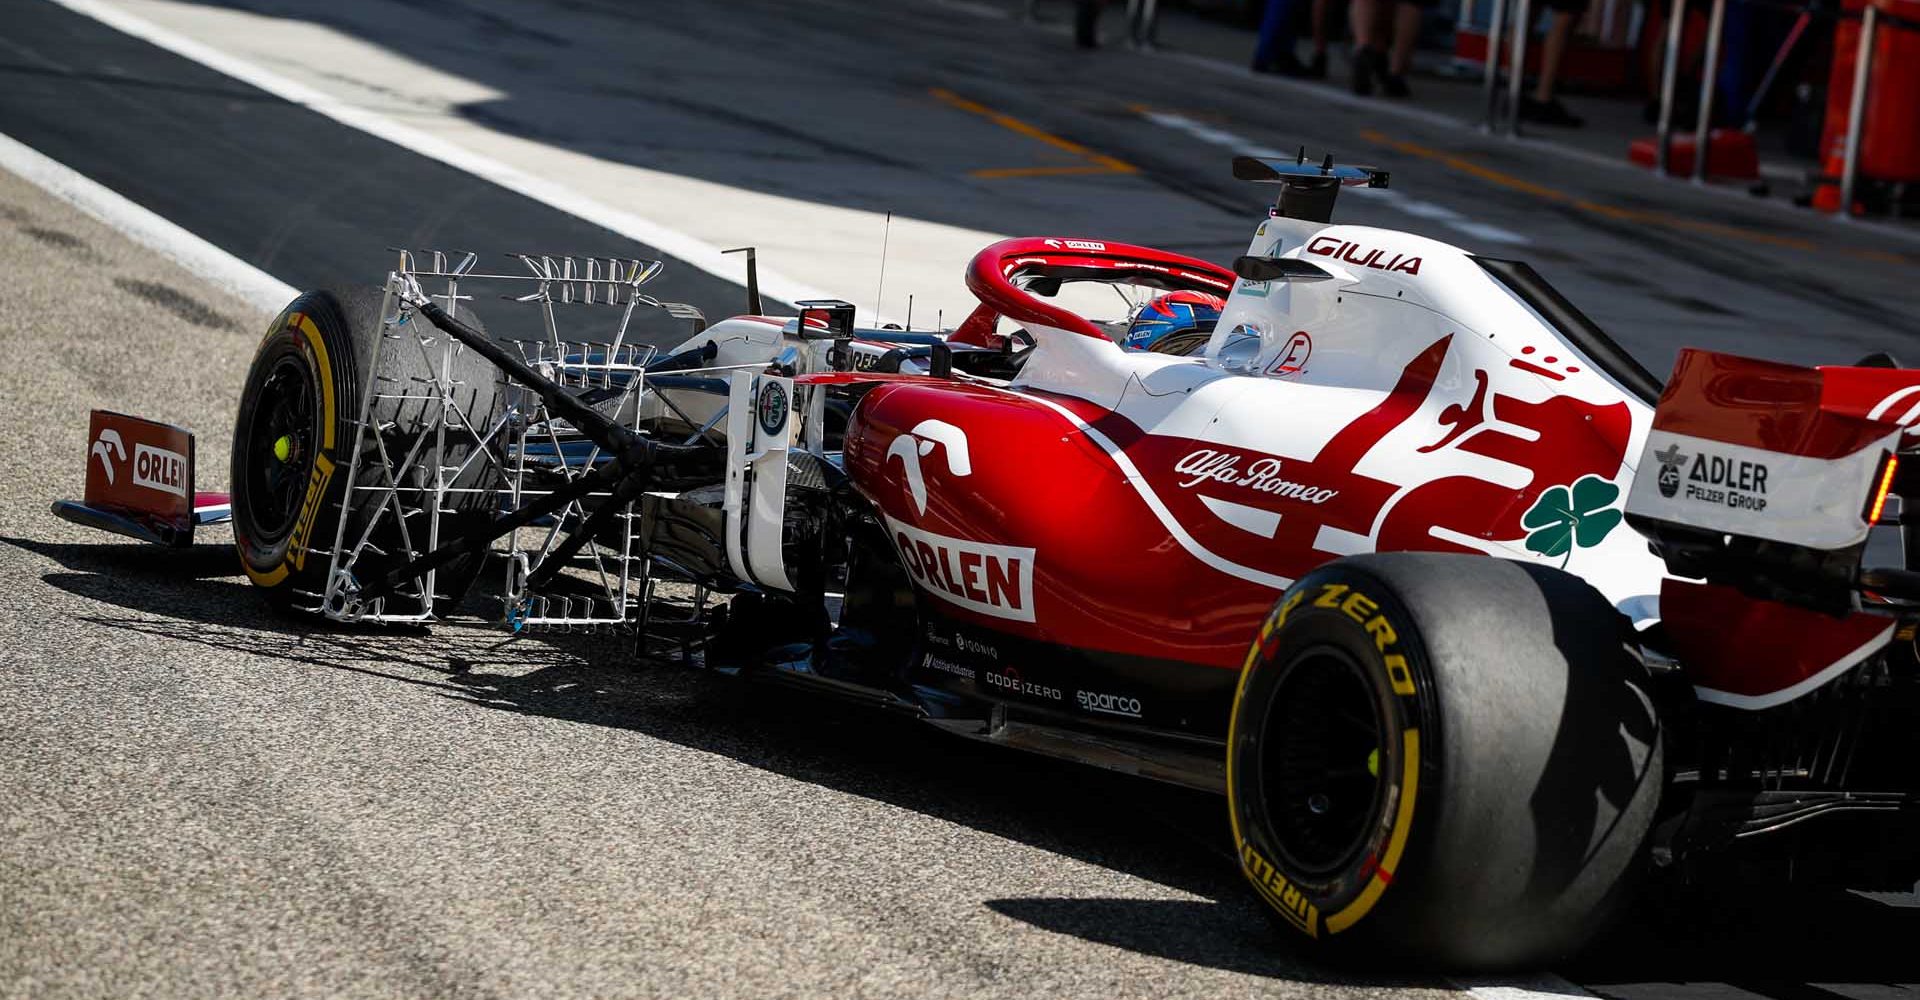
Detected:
left=1629, top=129, right=1761, bottom=179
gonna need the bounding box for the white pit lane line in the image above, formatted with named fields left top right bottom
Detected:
left=43, top=0, right=835, bottom=313
left=1460, top=976, right=1603, bottom=1000
left=1141, top=111, right=1531, bottom=246
left=0, top=130, right=297, bottom=312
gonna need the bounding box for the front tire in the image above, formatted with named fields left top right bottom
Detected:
left=231, top=288, right=501, bottom=614
left=1227, top=553, right=1663, bottom=970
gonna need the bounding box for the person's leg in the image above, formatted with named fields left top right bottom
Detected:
left=1370, top=0, right=1426, bottom=96
left=1714, top=1, right=1755, bottom=128
left=1638, top=0, right=1672, bottom=122
left=1138, top=0, right=1160, bottom=46
left=1349, top=0, right=1379, bottom=50
left=1350, top=0, right=1380, bottom=92
left=1521, top=0, right=1587, bottom=125
left=1254, top=0, right=1302, bottom=71
left=1297, top=0, right=1328, bottom=75
left=1641, top=1, right=1664, bottom=90
left=1388, top=0, right=1421, bottom=75
left=1074, top=0, right=1100, bottom=48
left=1533, top=10, right=1575, bottom=101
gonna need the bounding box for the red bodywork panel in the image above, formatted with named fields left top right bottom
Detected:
left=843, top=380, right=1268, bottom=671
left=83, top=410, right=195, bottom=541
left=51, top=410, right=227, bottom=546
left=842, top=360, right=1633, bottom=675
left=1662, top=579, right=1894, bottom=709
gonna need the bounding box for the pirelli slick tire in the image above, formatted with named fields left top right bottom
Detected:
left=231, top=288, right=502, bottom=615
left=1227, top=553, right=1662, bottom=971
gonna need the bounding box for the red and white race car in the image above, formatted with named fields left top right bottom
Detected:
left=56, top=155, right=1920, bottom=969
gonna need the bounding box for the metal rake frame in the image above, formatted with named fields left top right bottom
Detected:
left=310, top=248, right=730, bottom=630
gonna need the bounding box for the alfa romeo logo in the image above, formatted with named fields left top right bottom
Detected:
left=1652, top=443, right=1687, bottom=498
left=757, top=380, right=788, bottom=437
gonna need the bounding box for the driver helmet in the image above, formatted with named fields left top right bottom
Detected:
left=1121, top=290, right=1226, bottom=354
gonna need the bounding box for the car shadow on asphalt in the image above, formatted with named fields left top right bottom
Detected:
left=9, top=533, right=1402, bottom=986
left=17, top=533, right=1920, bottom=986
left=984, top=897, right=1324, bottom=978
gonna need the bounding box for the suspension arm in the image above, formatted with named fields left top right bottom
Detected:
left=414, top=298, right=640, bottom=457
left=355, top=454, right=632, bottom=604
left=523, top=466, right=659, bottom=593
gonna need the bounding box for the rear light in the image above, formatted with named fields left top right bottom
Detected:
left=1866, top=452, right=1900, bottom=525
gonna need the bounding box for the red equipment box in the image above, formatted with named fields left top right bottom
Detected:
left=1812, top=0, right=1920, bottom=213
left=1629, top=129, right=1762, bottom=180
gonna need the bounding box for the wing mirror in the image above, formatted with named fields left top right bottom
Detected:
left=1216, top=324, right=1265, bottom=374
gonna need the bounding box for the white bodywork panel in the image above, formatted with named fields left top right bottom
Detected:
left=1009, top=215, right=1670, bottom=619
left=724, top=371, right=796, bottom=593
left=640, top=317, right=788, bottom=431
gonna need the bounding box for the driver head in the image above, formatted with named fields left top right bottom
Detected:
left=1121, top=290, right=1226, bottom=354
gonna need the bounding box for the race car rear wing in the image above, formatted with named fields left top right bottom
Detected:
left=1625, top=349, right=1920, bottom=709
left=1625, top=348, right=1912, bottom=612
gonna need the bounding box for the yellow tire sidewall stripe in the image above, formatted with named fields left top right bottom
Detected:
left=241, top=308, right=338, bottom=587
left=1226, top=590, right=1301, bottom=886
left=1229, top=580, right=1422, bottom=941
left=293, top=313, right=337, bottom=450
left=1324, top=727, right=1420, bottom=935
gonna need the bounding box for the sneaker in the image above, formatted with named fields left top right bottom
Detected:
left=1520, top=96, right=1585, bottom=127
left=1383, top=72, right=1412, bottom=98
left=1306, top=50, right=1328, bottom=79
left=1351, top=46, right=1377, bottom=96
left=1253, top=51, right=1308, bottom=76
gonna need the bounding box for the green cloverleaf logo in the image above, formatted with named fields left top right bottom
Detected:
left=1521, top=474, right=1623, bottom=563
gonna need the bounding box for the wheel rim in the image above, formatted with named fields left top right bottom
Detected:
left=1257, top=647, right=1388, bottom=878
left=242, top=354, right=319, bottom=544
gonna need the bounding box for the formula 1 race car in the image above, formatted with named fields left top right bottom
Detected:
left=54, top=156, right=1920, bottom=970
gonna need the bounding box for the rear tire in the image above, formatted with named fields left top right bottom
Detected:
left=1227, top=552, right=1663, bottom=970
left=230, top=288, right=502, bottom=615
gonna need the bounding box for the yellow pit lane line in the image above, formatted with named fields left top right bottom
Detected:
left=1358, top=129, right=1919, bottom=267
left=931, top=88, right=1137, bottom=179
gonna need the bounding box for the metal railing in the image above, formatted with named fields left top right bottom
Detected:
left=1837, top=2, right=1881, bottom=212
left=1474, top=0, right=1916, bottom=212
